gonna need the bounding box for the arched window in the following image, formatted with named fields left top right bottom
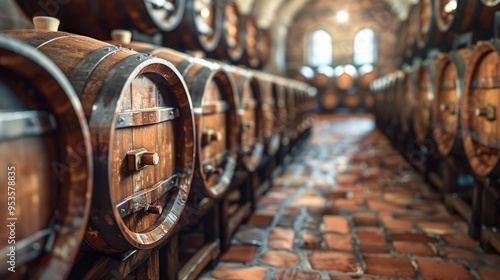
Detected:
left=308, top=29, right=333, bottom=67
left=353, top=28, right=377, bottom=66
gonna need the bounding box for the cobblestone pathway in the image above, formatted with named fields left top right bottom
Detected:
left=203, top=116, right=500, bottom=280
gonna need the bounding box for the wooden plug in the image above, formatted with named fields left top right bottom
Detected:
left=111, top=29, right=132, bottom=45
left=33, top=16, right=60, bottom=31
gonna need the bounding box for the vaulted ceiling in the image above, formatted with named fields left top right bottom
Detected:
left=235, top=0, right=416, bottom=29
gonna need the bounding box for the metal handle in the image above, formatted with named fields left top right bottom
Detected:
left=242, top=121, right=254, bottom=131
left=202, top=129, right=222, bottom=146
left=138, top=204, right=163, bottom=215
left=475, top=105, right=496, bottom=121
left=203, top=164, right=223, bottom=176
left=440, top=103, right=457, bottom=115
left=127, top=148, right=160, bottom=171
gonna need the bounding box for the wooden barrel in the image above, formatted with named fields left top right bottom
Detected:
left=292, top=66, right=314, bottom=83
left=304, top=86, right=317, bottom=130
left=15, top=0, right=186, bottom=40
left=405, top=3, right=419, bottom=57
left=257, top=27, right=270, bottom=69
left=373, top=77, right=386, bottom=122
left=415, top=0, right=453, bottom=51
left=238, top=15, right=260, bottom=69
left=252, top=71, right=281, bottom=156
left=0, top=34, right=92, bottom=279
left=386, top=72, right=400, bottom=129
left=321, top=87, right=340, bottom=111
left=110, top=34, right=239, bottom=199
left=343, top=92, right=362, bottom=109
left=4, top=26, right=196, bottom=252
left=335, top=66, right=358, bottom=91
left=432, top=49, right=471, bottom=156
left=396, top=67, right=414, bottom=133
left=462, top=40, right=500, bottom=177
left=477, top=0, right=500, bottom=36
left=209, top=0, right=244, bottom=63
left=277, top=78, right=297, bottom=144
left=169, top=0, right=223, bottom=52
left=270, top=75, right=288, bottom=148
left=312, top=66, right=334, bottom=89
left=358, top=67, right=378, bottom=90
left=434, top=0, right=481, bottom=33
left=223, top=65, right=265, bottom=171
left=413, top=60, right=436, bottom=142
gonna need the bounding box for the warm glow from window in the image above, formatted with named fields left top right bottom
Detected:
left=308, top=29, right=333, bottom=67
left=336, top=10, right=349, bottom=23
left=353, top=28, right=377, bottom=66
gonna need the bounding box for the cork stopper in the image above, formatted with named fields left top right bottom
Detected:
left=111, top=30, right=132, bottom=45
left=33, top=16, right=60, bottom=31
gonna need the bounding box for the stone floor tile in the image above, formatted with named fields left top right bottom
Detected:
left=367, top=200, right=406, bottom=211
left=322, top=216, right=350, bottom=234
left=247, top=214, right=274, bottom=227
left=416, top=259, right=474, bottom=280
left=356, top=229, right=386, bottom=246
left=309, top=251, right=358, bottom=272
left=389, top=233, right=438, bottom=243
left=220, top=245, right=260, bottom=263
left=268, top=228, right=295, bottom=250
left=477, top=267, right=500, bottom=280
left=437, top=246, right=481, bottom=262
left=442, top=235, right=480, bottom=248
left=211, top=265, right=267, bottom=280
left=323, top=233, right=353, bottom=251
left=259, top=250, right=300, bottom=267
left=292, top=196, right=327, bottom=207
left=393, top=241, right=434, bottom=256
left=363, top=255, right=416, bottom=278
left=275, top=270, right=321, bottom=280
left=419, top=222, right=456, bottom=235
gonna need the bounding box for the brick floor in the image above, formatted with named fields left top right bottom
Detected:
left=203, top=116, right=500, bottom=279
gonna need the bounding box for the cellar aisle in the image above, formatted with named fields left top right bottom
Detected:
left=202, top=115, right=500, bottom=280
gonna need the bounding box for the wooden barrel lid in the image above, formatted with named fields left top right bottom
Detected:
left=400, top=66, right=416, bottom=133
left=116, top=39, right=240, bottom=199
left=462, top=40, right=500, bottom=177
left=181, top=0, right=222, bottom=52
left=343, top=92, right=361, bottom=109
left=181, top=58, right=239, bottom=198
left=0, top=34, right=92, bottom=278
left=481, top=0, right=500, bottom=6
left=358, top=66, right=378, bottom=89
left=257, top=27, right=271, bottom=69
left=432, top=49, right=471, bottom=156
left=413, top=60, right=435, bottom=142
left=239, top=15, right=260, bottom=68
left=252, top=71, right=281, bottom=156
left=209, top=0, right=244, bottom=63
left=434, top=0, right=479, bottom=33
left=224, top=65, right=265, bottom=171
left=321, top=88, right=340, bottom=111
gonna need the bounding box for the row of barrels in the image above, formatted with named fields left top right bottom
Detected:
left=371, top=35, right=500, bottom=179
left=399, top=0, right=500, bottom=58
left=294, top=65, right=378, bottom=112
left=14, top=0, right=270, bottom=69
left=0, top=17, right=315, bottom=279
